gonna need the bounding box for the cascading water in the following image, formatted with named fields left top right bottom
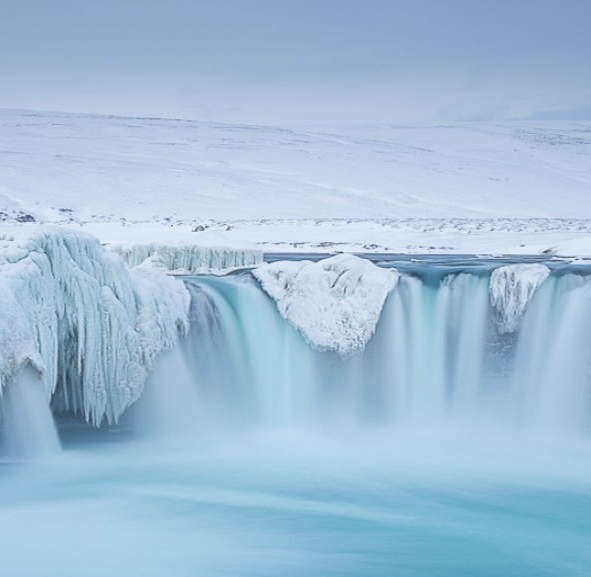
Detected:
left=182, top=276, right=316, bottom=426
left=512, top=273, right=591, bottom=432
left=1, top=366, right=61, bottom=459
left=2, top=256, right=591, bottom=577
left=130, top=347, right=202, bottom=437
left=183, top=266, right=591, bottom=435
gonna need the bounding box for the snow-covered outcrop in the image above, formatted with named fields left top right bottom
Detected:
left=252, top=254, right=399, bottom=357
left=489, top=264, right=551, bottom=333
left=110, top=242, right=262, bottom=273
left=0, top=227, right=190, bottom=425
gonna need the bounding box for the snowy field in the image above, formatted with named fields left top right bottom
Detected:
left=1, top=109, right=591, bottom=255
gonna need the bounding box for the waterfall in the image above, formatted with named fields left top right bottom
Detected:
left=183, top=276, right=315, bottom=426
left=512, top=274, right=591, bottom=432
left=1, top=366, right=61, bottom=459
left=1, top=251, right=589, bottom=443
left=182, top=267, right=591, bottom=435
left=129, top=347, right=202, bottom=438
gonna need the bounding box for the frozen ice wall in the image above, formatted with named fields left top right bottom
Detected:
left=0, top=227, right=190, bottom=425
left=110, top=241, right=263, bottom=273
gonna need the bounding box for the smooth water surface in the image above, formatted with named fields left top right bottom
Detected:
left=1, top=427, right=591, bottom=577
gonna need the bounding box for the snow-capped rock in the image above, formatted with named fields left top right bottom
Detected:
left=490, top=263, right=551, bottom=333
left=252, top=254, right=399, bottom=357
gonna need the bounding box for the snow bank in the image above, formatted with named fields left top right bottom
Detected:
left=253, top=254, right=399, bottom=357
left=489, top=264, right=551, bottom=333
left=110, top=241, right=262, bottom=273
left=0, top=226, right=190, bottom=425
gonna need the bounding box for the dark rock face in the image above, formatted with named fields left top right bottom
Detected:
left=0, top=210, right=36, bottom=223
left=15, top=212, right=36, bottom=223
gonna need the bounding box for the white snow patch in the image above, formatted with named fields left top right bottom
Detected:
left=490, top=264, right=551, bottom=333
left=0, top=226, right=190, bottom=425
left=253, top=254, right=399, bottom=357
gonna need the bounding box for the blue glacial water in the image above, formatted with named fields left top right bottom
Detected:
left=1, top=429, right=590, bottom=577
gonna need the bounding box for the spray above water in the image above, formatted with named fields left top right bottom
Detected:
left=130, top=347, right=202, bottom=438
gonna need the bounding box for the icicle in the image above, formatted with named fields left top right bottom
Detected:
left=0, top=227, right=190, bottom=425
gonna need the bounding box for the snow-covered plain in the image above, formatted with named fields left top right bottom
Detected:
left=1, top=109, right=591, bottom=255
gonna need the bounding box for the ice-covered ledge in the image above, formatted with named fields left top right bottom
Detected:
left=253, top=254, right=399, bottom=357
left=60, top=222, right=263, bottom=273
left=0, top=224, right=190, bottom=425
left=109, top=241, right=262, bottom=273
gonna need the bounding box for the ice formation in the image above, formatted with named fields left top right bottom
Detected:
left=489, top=263, right=551, bottom=333
left=0, top=227, right=190, bottom=425
left=252, top=254, right=399, bottom=357
left=110, top=242, right=262, bottom=273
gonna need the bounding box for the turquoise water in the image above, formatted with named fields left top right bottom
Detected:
left=1, top=428, right=590, bottom=577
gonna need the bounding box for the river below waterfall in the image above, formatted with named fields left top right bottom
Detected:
left=1, top=427, right=591, bottom=577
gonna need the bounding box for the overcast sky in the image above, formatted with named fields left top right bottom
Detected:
left=1, top=0, right=590, bottom=124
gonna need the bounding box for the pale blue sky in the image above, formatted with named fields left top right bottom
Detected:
left=1, top=0, right=590, bottom=123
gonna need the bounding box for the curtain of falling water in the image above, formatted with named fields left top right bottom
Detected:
left=182, top=271, right=591, bottom=435
left=1, top=366, right=61, bottom=458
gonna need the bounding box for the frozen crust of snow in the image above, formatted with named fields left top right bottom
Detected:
left=490, top=264, right=551, bottom=333
left=253, top=254, right=399, bottom=357
left=0, top=226, right=190, bottom=425
left=110, top=241, right=262, bottom=273
left=2, top=111, right=591, bottom=223
left=2, top=110, right=591, bottom=256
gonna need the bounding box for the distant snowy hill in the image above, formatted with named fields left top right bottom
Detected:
left=1, top=109, right=590, bottom=254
